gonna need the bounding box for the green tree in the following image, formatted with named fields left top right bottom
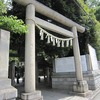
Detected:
left=95, top=3, right=100, bottom=21
left=0, top=0, right=27, bottom=34
left=79, top=0, right=100, bottom=59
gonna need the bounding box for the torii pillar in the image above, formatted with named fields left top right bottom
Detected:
left=21, top=3, right=43, bottom=100
left=72, top=26, right=91, bottom=96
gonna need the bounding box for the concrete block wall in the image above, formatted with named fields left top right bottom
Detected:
left=52, top=72, right=76, bottom=91
left=52, top=71, right=100, bottom=91
left=84, top=70, right=100, bottom=90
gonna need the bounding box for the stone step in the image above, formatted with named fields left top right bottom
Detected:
left=19, top=96, right=43, bottom=100
left=33, top=96, right=43, bottom=100
left=0, top=86, right=17, bottom=100
left=21, top=96, right=43, bottom=100
left=0, top=78, right=11, bottom=89
left=21, top=91, right=43, bottom=100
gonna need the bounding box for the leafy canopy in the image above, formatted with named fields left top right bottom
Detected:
left=0, top=0, right=27, bottom=34
left=78, top=0, right=100, bottom=59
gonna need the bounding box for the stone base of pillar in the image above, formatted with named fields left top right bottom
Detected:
left=0, top=78, right=17, bottom=99
left=72, top=80, right=92, bottom=97
left=21, top=90, right=43, bottom=100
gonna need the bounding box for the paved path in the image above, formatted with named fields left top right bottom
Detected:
left=41, top=89, right=88, bottom=100
left=15, top=78, right=100, bottom=100
left=16, top=85, right=89, bottom=100
left=41, top=89, right=72, bottom=100
left=16, top=83, right=100, bottom=100
left=92, top=93, right=100, bottom=100
left=89, top=87, right=100, bottom=100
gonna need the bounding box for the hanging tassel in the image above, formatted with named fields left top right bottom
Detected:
left=70, top=39, right=73, bottom=46
left=40, top=32, right=44, bottom=40
left=40, top=29, right=44, bottom=40
left=39, top=29, right=43, bottom=36
left=47, top=36, right=50, bottom=43
left=62, top=40, right=64, bottom=47
left=53, top=38, right=56, bottom=46
left=56, top=38, right=58, bottom=43
left=66, top=40, right=69, bottom=47
left=51, top=36, right=53, bottom=42
left=57, top=40, right=60, bottom=47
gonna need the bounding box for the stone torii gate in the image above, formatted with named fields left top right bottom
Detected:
left=14, top=0, right=91, bottom=99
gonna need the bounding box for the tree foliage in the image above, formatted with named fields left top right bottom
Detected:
left=0, top=0, right=27, bottom=34
left=0, top=16, right=27, bottom=33
left=0, top=0, right=7, bottom=14
left=79, top=0, right=100, bottom=59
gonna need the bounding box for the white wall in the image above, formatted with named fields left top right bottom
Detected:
left=88, top=44, right=99, bottom=70
left=54, top=55, right=87, bottom=73
left=53, top=44, right=99, bottom=73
